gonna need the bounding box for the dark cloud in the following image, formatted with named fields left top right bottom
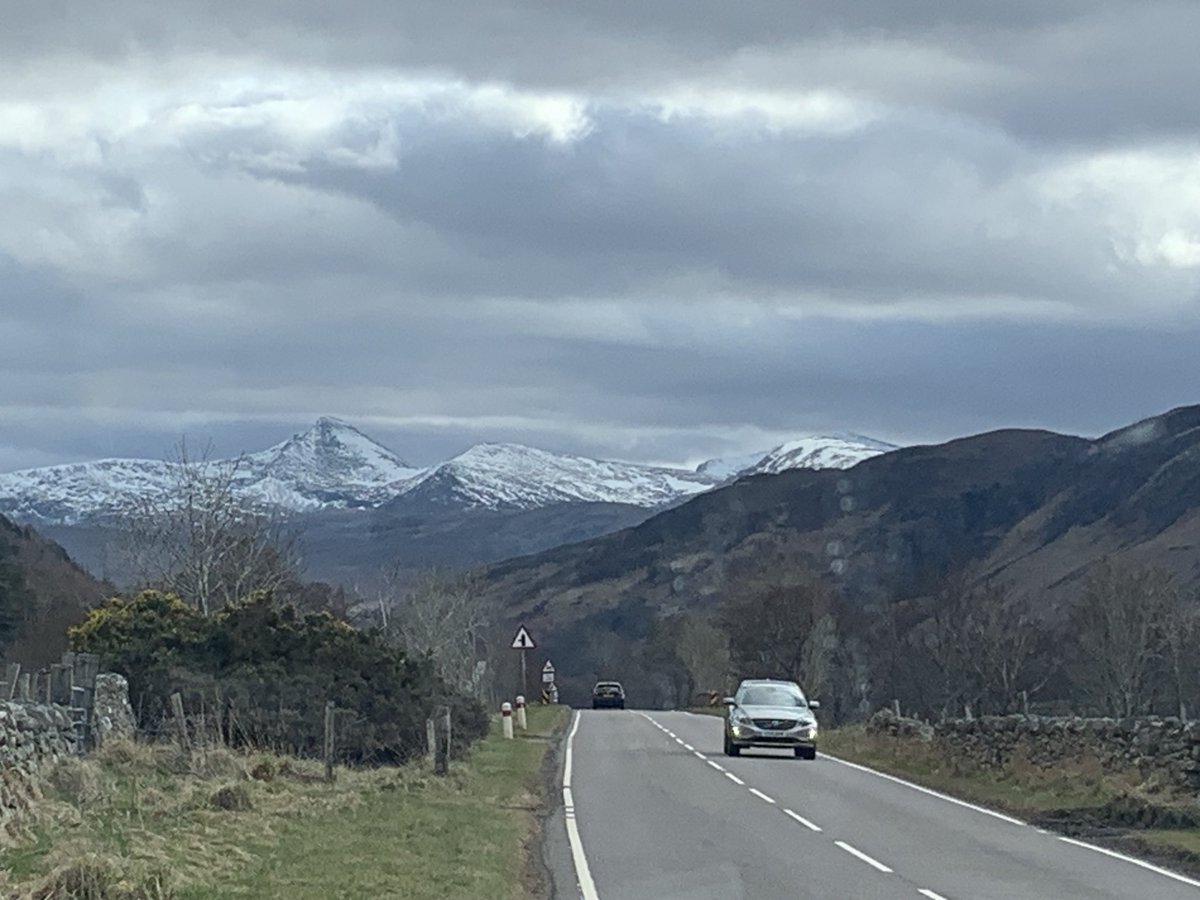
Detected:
left=2, top=2, right=1200, bottom=472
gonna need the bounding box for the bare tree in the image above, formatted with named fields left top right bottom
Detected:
left=1068, top=562, right=1173, bottom=717
left=912, top=574, right=1052, bottom=718
left=381, top=567, right=491, bottom=697
left=719, top=578, right=837, bottom=695
left=119, top=441, right=300, bottom=615
left=1160, top=583, right=1200, bottom=720
left=674, top=615, right=731, bottom=698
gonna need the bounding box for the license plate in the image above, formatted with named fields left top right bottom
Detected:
left=762, top=730, right=789, bottom=738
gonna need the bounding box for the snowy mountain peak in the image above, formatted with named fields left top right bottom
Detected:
left=698, top=433, right=897, bottom=481
left=0, top=421, right=898, bottom=525
left=398, top=442, right=717, bottom=511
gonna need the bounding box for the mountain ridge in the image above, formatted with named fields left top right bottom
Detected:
left=0, top=420, right=896, bottom=526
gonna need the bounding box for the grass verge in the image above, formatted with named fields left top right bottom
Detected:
left=0, top=705, right=569, bottom=900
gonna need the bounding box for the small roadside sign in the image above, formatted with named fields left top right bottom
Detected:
left=542, top=660, right=555, bottom=683
left=510, top=625, right=536, bottom=650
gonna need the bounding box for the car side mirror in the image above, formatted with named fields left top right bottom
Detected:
left=722, top=697, right=736, bottom=706
left=808, top=700, right=821, bottom=710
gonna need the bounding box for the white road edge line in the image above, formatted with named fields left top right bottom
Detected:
left=748, top=788, right=776, bottom=804
left=784, top=808, right=822, bottom=832
left=825, top=754, right=1025, bottom=827
left=562, top=712, right=601, bottom=900
left=724, top=772, right=745, bottom=786
left=835, top=840, right=894, bottom=874
left=918, top=890, right=949, bottom=900
left=1058, top=836, right=1200, bottom=889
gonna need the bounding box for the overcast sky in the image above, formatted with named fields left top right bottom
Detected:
left=4, top=1, right=1200, bottom=471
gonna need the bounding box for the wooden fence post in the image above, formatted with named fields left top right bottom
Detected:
left=170, top=692, right=191, bottom=754
left=3, top=663, right=20, bottom=700
left=17, top=672, right=30, bottom=702
left=425, top=718, right=436, bottom=765
left=324, top=701, right=336, bottom=783
left=434, top=705, right=451, bottom=776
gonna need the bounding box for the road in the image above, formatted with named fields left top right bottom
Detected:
left=544, top=709, right=1200, bottom=900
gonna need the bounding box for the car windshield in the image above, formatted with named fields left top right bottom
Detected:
left=739, top=686, right=807, bottom=708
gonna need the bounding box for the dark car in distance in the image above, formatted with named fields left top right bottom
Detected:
left=592, top=681, right=626, bottom=709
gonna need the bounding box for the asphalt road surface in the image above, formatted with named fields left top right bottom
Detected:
left=544, top=709, right=1200, bottom=900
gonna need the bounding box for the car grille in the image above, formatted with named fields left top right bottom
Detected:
left=751, top=718, right=797, bottom=730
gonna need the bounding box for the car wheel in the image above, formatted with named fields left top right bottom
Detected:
left=617, top=700, right=625, bottom=709
left=796, top=747, right=817, bottom=760
left=723, top=731, right=740, bottom=756
left=592, top=702, right=599, bottom=709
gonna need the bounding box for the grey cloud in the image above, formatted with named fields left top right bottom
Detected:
left=5, top=2, right=1200, bottom=144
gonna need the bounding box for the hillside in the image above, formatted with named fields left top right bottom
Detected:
left=474, top=405, right=1200, bottom=688
left=0, top=514, right=111, bottom=668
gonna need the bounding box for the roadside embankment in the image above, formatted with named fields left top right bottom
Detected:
left=0, top=705, right=569, bottom=899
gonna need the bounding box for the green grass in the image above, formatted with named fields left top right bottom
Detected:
left=1141, top=830, right=1200, bottom=855
left=0, top=706, right=569, bottom=900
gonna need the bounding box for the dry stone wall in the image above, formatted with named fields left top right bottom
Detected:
left=0, top=700, right=78, bottom=828
left=867, top=708, right=1200, bottom=791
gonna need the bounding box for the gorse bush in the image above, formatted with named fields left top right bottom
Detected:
left=69, top=591, right=488, bottom=764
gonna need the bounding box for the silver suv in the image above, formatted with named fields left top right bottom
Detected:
left=723, top=679, right=819, bottom=759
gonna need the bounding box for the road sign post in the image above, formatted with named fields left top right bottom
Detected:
left=510, top=625, right=536, bottom=704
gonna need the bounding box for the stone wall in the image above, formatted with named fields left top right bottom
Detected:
left=866, top=708, right=1200, bottom=791
left=0, top=700, right=78, bottom=826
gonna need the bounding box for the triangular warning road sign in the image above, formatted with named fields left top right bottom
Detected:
left=511, top=625, right=536, bottom=650
left=542, top=660, right=555, bottom=672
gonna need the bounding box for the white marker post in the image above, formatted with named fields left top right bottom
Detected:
left=501, top=702, right=514, bottom=740
left=515, top=694, right=528, bottom=730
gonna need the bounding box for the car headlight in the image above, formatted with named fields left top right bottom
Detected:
left=731, top=711, right=751, bottom=725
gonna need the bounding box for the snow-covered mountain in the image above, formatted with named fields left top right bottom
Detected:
left=0, top=419, right=897, bottom=526
left=697, top=434, right=897, bottom=482
left=0, top=418, right=420, bottom=524
left=394, top=443, right=717, bottom=512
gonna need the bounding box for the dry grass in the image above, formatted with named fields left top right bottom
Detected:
left=821, top=725, right=1200, bottom=830
left=0, top=709, right=569, bottom=900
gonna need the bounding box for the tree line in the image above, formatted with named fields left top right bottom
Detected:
left=604, top=560, right=1200, bottom=723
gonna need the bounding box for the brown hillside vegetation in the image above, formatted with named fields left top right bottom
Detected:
left=475, top=405, right=1200, bottom=703
left=0, top=514, right=111, bottom=669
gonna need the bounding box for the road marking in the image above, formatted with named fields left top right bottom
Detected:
left=748, top=788, right=775, bottom=804
left=835, top=840, right=893, bottom=873
left=918, top=890, right=949, bottom=900
left=825, top=755, right=1025, bottom=827
left=783, top=808, right=822, bottom=832
left=724, top=772, right=745, bottom=786
left=562, top=712, right=601, bottom=900
left=683, top=743, right=695, bottom=751
left=674, top=737, right=685, bottom=746
left=694, top=751, right=707, bottom=760
left=563, top=711, right=581, bottom=787
left=1058, top=836, right=1200, bottom=889
left=707, top=760, right=726, bottom=772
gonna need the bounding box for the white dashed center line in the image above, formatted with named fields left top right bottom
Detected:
left=707, top=760, right=725, bottom=772
left=835, top=841, right=893, bottom=874
left=724, top=771, right=746, bottom=786
left=693, top=751, right=707, bottom=760
left=918, top=889, right=949, bottom=900
left=682, top=743, right=694, bottom=751
left=748, top=788, right=775, bottom=804
left=783, top=808, right=822, bottom=832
